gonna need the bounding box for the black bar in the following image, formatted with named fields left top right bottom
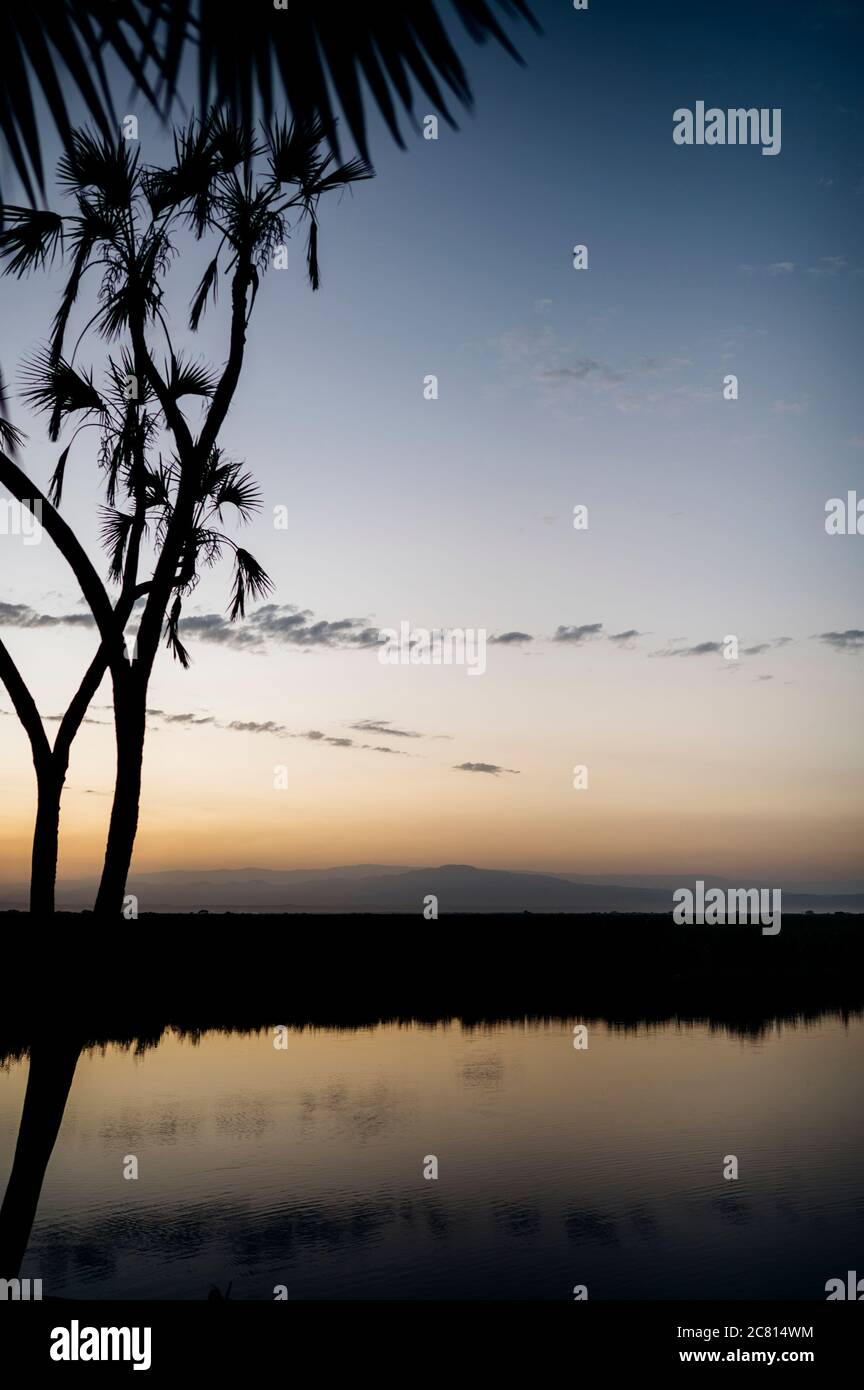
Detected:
left=1, top=1299, right=858, bottom=1376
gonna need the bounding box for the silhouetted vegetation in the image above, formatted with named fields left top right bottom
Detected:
left=1, top=913, right=861, bottom=1056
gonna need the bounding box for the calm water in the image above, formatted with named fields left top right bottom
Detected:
left=1, top=1016, right=862, bottom=1299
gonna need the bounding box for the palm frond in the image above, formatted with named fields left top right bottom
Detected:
left=189, top=253, right=220, bottom=331
left=0, top=365, right=26, bottom=454
left=49, top=221, right=98, bottom=366
left=106, top=352, right=156, bottom=409
left=1, top=3, right=535, bottom=208
left=0, top=206, right=64, bottom=277
left=0, top=2, right=124, bottom=204
left=142, top=113, right=221, bottom=230
left=218, top=177, right=285, bottom=262
left=208, top=109, right=262, bottom=173
left=48, top=439, right=75, bottom=507
left=306, top=218, right=319, bottom=290
left=228, top=546, right=273, bottom=621
left=267, top=115, right=328, bottom=190
left=314, top=155, right=375, bottom=194
left=164, top=594, right=191, bottom=668
left=212, top=465, right=262, bottom=523
left=57, top=128, right=140, bottom=208
left=167, top=353, right=219, bottom=402
left=0, top=415, right=27, bottom=456
left=19, top=347, right=105, bottom=442
left=99, top=505, right=135, bottom=584
left=97, top=232, right=171, bottom=340
left=145, top=459, right=175, bottom=513
left=194, top=3, right=536, bottom=159
left=100, top=409, right=135, bottom=506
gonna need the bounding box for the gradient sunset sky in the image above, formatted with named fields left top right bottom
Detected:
left=1, top=0, right=862, bottom=886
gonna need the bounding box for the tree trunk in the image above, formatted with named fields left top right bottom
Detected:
left=29, top=769, right=63, bottom=917
left=0, top=1040, right=82, bottom=1280
left=94, top=694, right=147, bottom=918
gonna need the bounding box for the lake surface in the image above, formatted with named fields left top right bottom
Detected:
left=1, top=1014, right=862, bottom=1299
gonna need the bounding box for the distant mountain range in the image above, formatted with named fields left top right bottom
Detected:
left=3, top=864, right=863, bottom=913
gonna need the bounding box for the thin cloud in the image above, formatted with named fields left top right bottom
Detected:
left=817, top=629, right=864, bottom=652
left=145, top=714, right=411, bottom=757
left=491, top=329, right=700, bottom=416
left=348, top=719, right=423, bottom=739
left=807, top=256, right=849, bottom=278
left=454, top=762, right=520, bottom=776
left=226, top=719, right=289, bottom=736
left=656, top=635, right=793, bottom=659
left=656, top=641, right=723, bottom=657
left=741, top=638, right=793, bottom=655
left=489, top=631, right=534, bottom=644
left=0, top=601, right=95, bottom=630
left=44, top=713, right=107, bottom=725
left=298, top=730, right=353, bottom=747
left=180, top=604, right=380, bottom=652
left=554, top=623, right=603, bottom=644
left=540, top=358, right=624, bottom=386
left=740, top=256, right=851, bottom=279
left=636, top=356, right=692, bottom=375
left=158, top=712, right=216, bottom=727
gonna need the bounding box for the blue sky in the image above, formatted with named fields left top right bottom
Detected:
left=1, top=0, right=862, bottom=884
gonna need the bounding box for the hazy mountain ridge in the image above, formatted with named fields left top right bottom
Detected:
left=3, top=864, right=862, bottom=913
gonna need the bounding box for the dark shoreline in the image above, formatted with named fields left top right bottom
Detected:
left=2, top=913, right=862, bottom=1050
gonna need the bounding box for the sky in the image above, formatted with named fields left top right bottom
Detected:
left=0, top=0, right=862, bottom=887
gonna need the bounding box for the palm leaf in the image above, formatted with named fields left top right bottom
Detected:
left=306, top=218, right=319, bottom=290
left=99, top=506, right=135, bottom=583
left=1, top=3, right=535, bottom=209
left=314, top=156, right=375, bottom=194
left=212, top=465, right=261, bottom=523
left=48, top=440, right=75, bottom=507
left=49, top=223, right=98, bottom=367
left=142, top=113, right=221, bottom=230
left=164, top=594, right=191, bottom=668
left=167, top=353, right=219, bottom=401
left=0, top=416, right=27, bottom=456
left=228, top=546, right=273, bottom=621
left=19, top=347, right=105, bottom=441
left=189, top=253, right=220, bottom=330
left=0, top=206, right=64, bottom=277
left=106, top=352, right=156, bottom=409
left=267, top=115, right=328, bottom=189
left=57, top=129, right=139, bottom=208
left=0, top=368, right=22, bottom=454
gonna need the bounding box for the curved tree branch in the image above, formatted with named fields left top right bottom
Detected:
left=0, top=636, right=51, bottom=776
left=0, top=448, right=123, bottom=666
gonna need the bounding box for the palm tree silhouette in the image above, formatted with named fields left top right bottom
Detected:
left=0, top=113, right=367, bottom=913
